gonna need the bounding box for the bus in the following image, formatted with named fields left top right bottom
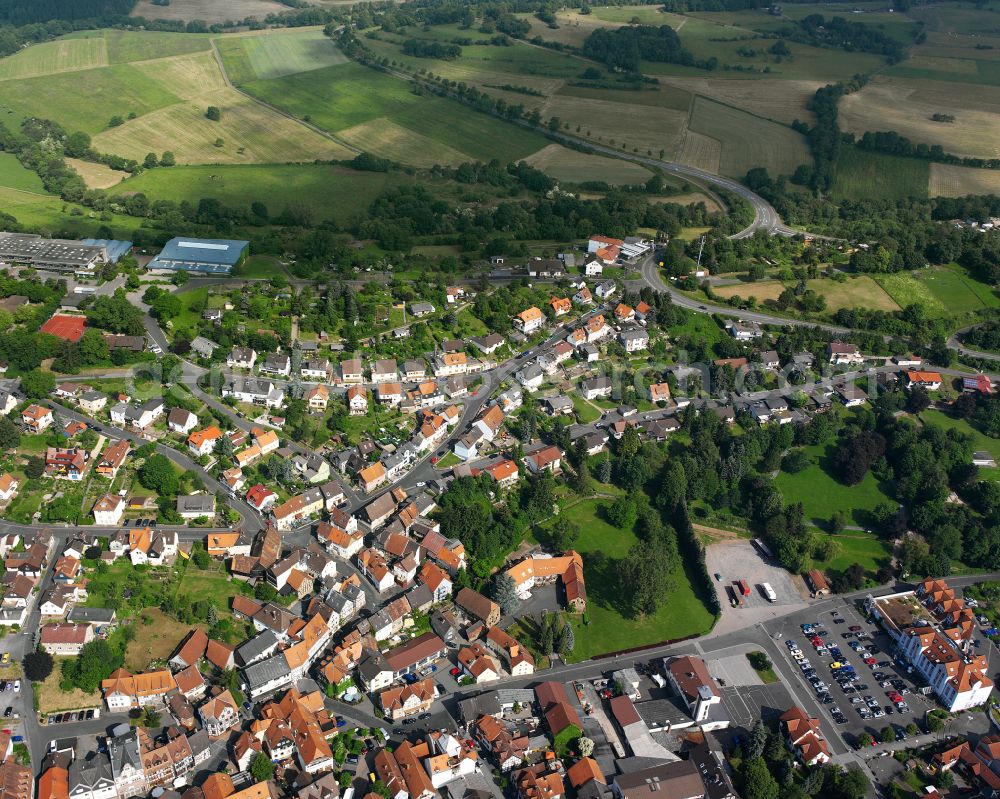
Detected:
left=752, top=538, right=774, bottom=559
left=761, top=582, right=777, bottom=602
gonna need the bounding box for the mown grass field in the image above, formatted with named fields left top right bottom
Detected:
left=0, top=36, right=107, bottom=79
left=0, top=153, right=48, bottom=193
left=0, top=184, right=136, bottom=238
left=831, top=147, right=929, bottom=201
left=216, top=28, right=347, bottom=82
left=95, top=29, right=212, bottom=63
left=913, top=264, right=1000, bottom=312
left=774, top=442, right=895, bottom=527
left=538, top=499, right=715, bottom=660
left=687, top=97, right=811, bottom=177
left=110, top=164, right=413, bottom=222
left=0, top=63, right=180, bottom=134
left=241, top=62, right=548, bottom=164
left=875, top=272, right=952, bottom=316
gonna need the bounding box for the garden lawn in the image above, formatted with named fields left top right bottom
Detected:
left=571, top=394, right=602, bottom=424
left=541, top=499, right=715, bottom=661
left=126, top=608, right=207, bottom=672
left=773, top=442, right=894, bottom=527
left=174, top=562, right=244, bottom=608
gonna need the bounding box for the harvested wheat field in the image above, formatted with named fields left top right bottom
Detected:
left=132, top=0, right=288, bottom=23
left=676, top=130, right=722, bottom=174
left=659, top=77, right=823, bottom=124
left=929, top=164, right=1000, bottom=197
left=524, top=144, right=654, bottom=185
left=65, top=158, right=129, bottom=189
left=841, top=77, right=1000, bottom=160
left=541, top=95, right=689, bottom=159
left=688, top=97, right=811, bottom=177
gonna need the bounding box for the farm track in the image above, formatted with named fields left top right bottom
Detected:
left=207, top=38, right=361, bottom=155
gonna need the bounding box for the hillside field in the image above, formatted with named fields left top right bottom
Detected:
left=840, top=77, right=1000, bottom=160
left=110, top=164, right=410, bottom=222
left=688, top=97, right=811, bottom=178
left=240, top=61, right=549, bottom=165
left=215, top=28, right=347, bottom=83
left=524, top=144, right=654, bottom=185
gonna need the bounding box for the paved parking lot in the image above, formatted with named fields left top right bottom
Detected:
left=719, top=682, right=795, bottom=730
left=764, top=599, right=937, bottom=749
left=706, top=541, right=809, bottom=634
left=709, top=654, right=763, bottom=687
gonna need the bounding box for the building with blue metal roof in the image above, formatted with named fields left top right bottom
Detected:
left=81, top=239, right=133, bottom=263
left=147, top=237, right=248, bottom=275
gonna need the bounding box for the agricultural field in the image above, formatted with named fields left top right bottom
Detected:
left=930, top=164, right=1000, bottom=198
left=64, top=158, right=129, bottom=189
left=658, top=76, right=821, bottom=125
left=831, top=147, right=929, bottom=202
left=131, top=0, right=288, bottom=24
left=542, top=94, right=691, bottom=160
left=97, top=29, right=212, bottom=63
left=93, top=87, right=352, bottom=164
left=240, top=62, right=548, bottom=165
left=840, top=77, right=1000, bottom=160
left=640, top=15, right=886, bottom=81
left=0, top=63, right=180, bottom=134
left=687, top=97, right=811, bottom=178
left=0, top=36, right=107, bottom=79
left=215, top=28, right=348, bottom=83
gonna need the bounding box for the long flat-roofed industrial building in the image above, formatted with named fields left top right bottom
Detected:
left=0, top=233, right=129, bottom=273
left=148, top=237, right=249, bottom=275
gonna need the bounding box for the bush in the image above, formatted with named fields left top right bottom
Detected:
left=747, top=651, right=772, bottom=672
